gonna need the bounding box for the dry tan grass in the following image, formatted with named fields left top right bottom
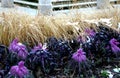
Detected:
left=0, top=8, right=120, bottom=46
left=0, top=11, right=82, bottom=46
left=86, top=8, right=120, bottom=30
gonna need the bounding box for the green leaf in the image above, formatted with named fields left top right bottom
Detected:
left=101, top=70, right=109, bottom=77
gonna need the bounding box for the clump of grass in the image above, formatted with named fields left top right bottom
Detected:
left=0, top=8, right=120, bottom=46
left=0, top=12, right=82, bottom=46
left=83, top=8, right=120, bottom=29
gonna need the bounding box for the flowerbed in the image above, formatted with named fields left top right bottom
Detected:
left=0, top=24, right=120, bottom=78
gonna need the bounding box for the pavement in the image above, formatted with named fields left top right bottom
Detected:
left=0, top=3, right=120, bottom=16
left=0, top=3, right=38, bottom=16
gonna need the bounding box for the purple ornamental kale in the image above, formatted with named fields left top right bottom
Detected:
left=85, top=28, right=96, bottom=37
left=109, top=38, right=120, bottom=54
left=32, top=43, right=47, bottom=53
left=31, top=43, right=42, bottom=52
left=9, top=38, right=28, bottom=59
left=9, top=38, right=19, bottom=52
left=10, top=61, right=28, bottom=78
left=72, top=48, right=86, bottom=63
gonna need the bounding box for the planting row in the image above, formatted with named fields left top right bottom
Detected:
left=0, top=25, right=120, bottom=78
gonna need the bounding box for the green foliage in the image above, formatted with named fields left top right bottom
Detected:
left=100, top=70, right=109, bottom=77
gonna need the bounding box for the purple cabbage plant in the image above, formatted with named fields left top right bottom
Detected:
left=26, top=43, right=55, bottom=77
left=72, top=48, right=86, bottom=63
left=9, top=38, right=28, bottom=59
left=68, top=48, right=93, bottom=77
left=109, top=38, right=120, bottom=56
left=10, top=61, right=28, bottom=78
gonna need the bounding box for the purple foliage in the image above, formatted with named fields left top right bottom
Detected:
left=9, top=38, right=19, bottom=52
left=85, top=28, right=96, bottom=37
left=9, top=38, right=28, bottom=59
left=109, top=38, right=120, bottom=54
left=10, top=61, right=28, bottom=78
left=72, top=48, right=86, bottom=63
left=31, top=43, right=42, bottom=52
left=31, top=43, right=47, bottom=53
